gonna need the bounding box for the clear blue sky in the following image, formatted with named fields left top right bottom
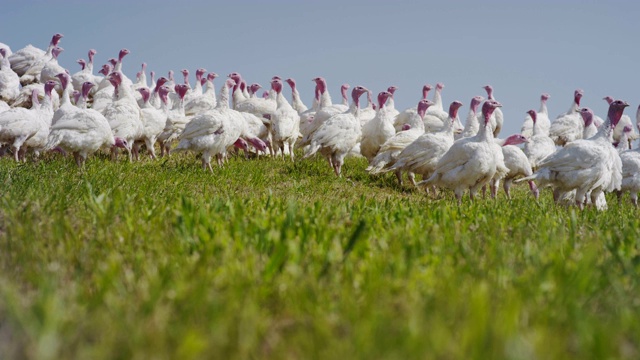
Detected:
left=1, top=0, right=638, bottom=136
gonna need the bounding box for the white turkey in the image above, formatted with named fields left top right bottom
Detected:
left=39, top=46, right=67, bottom=86
left=367, top=99, right=434, bottom=182
left=360, top=91, right=395, bottom=162
left=603, top=95, right=638, bottom=145
left=91, top=64, right=117, bottom=113
left=111, top=49, right=133, bottom=89
left=51, top=72, right=76, bottom=126
left=431, top=83, right=445, bottom=112
left=229, top=72, right=276, bottom=117
left=135, top=87, right=167, bottom=159
left=0, top=81, right=55, bottom=161
left=285, top=78, right=308, bottom=114
left=9, top=33, right=62, bottom=78
left=270, top=78, right=300, bottom=160
left=518, top=100, right=628, bottom=210
left=618, top=123, right=640, bottom=206
left=423, top=83, right=463, bottom=135
left=548, top=89, right=583, bottom=146
left=102, top=71, right=143, bottom=161
left=482, top=85, right=503, bottom=137
left=385, top=86, right=400, bottom=119
left=157, top=84, right=190, bottom=156
left=523, top=109, right=556, bottom=171
left=520, top=93, right=551, bottom=138
left=299, top=78, right=348, bottom=147
left=580, top=107, right=598, bottom=139
left=174, top=79, right=237, bottom=171
left=385, top=100, right=463, bottom=187
left=304, top=86, right=369, bottom=176
left=358, top=90, right=376, bottom=127
left=149, top=76, right=169, bottom=109
left=248, top=83, right=262, bottom=98
left=185, top=72, right=218, bottom=116
left=181, top=68, right=206, bottom=106
left=393, top=84, right=431, bottom=132
left=492, top=134, right=538, bottom=199
left=459, top=96, right=484, bottom=139
left=132, top=63, right=149, bottom=90
left=0, top=42, right=12, bottom=58
left=418, top=100, right=506, bottom=204
left=0, top=48, right=20, bottom=103
left=45, top=81, right=126, bottom=167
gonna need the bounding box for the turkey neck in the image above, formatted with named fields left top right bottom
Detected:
left=292, top=88, right=307, bottom=112
left=433, top=88, right=443, bottom=110
left=319, top=89, right=332, bottom=109
left=350, top=94, right=362, bottom=117
left=60, top=82, right=72, bottom=108
left=567, top=96, right=581, bottom=114
left=217, top=84, right=231, bottom=110
left=539, top=99, right=548, bottom=116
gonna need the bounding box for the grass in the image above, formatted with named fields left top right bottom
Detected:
left=0, top=152, right=639, bottom=359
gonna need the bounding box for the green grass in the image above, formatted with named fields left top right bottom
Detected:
left=0, top=152, right=639, bottom=359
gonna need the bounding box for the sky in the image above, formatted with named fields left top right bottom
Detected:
left=1, top=0, right=639, bottom=136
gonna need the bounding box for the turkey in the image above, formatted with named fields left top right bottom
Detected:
left=229, top=72, right=276, bottom=117
left=523, top=109, right=556, bottom=171
left=0, top=42, right=12, bottom=58
left=285, top=78, right=308, bottom=114
left=181, top=68, right=206, bottom=108
left=459, top=96, right=484, bottom=139
left=132, top=63, right=149, bottom=91
left=102, top=71, right=143, bottom=161
left=357, top=89, right=376, bottom=127
left=304, top=86, right=369, bottom=176
left=431, top=83, right=445, bottom=112
left=423, top=83, right=463, bottom=135
left=51, top=72, right=76, bottom=125
left=299, top=78, right=348, bottom=147
left=492, top=134, right=538, bottom=199
left=248, top=83, right=261, bottom=98
left=111, top=49, right=133, bottom=89
left=603, top=95, right=638, bottom=145
left=548, top=89, right=583, bottom=146
left=46, top=81, right=126, bottom=167
left=393, top=84, right=432, bottom=132
left=134, top=87, right=167, bottom=159
left=385, top=86, right=400, bottom=119
left=580, top=107, right=598, bottom=139
left=39, top=46, right=66, bottom=86
left=0, top=48, right=20, bottom=103
left=173, top=79, right=237, bottom=171
left=91, top=64, right=117, bottom=113
left=521, top=93, right=551, bottom=138
left=270, top=78, right=300, bottom=160
left=9, top=33, right=62, bottom=77
left=360, top=91, right=395, bottom=162
left=185, top=72, right=218, bottom=116
left=518, top=100, right=628, bottom=210
left=418, top=100, right=506, bottom=204
left=482, top=85, right=503, bottom=137
left=385, top=100, right=463, bottom=187
left=367, top=100, right=434, bottom=182
left=618, top=122, right=640, bottom=206
left=0, top=81, right=55, bottom=161
left=157, top=84, right=190, bottom=156
left=149, top=76, right=169, bottom=109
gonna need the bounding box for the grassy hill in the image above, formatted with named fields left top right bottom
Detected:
left=0, top=153, right=638, bottom=359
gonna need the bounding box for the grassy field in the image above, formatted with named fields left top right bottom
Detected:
left=0, top=152, right=639, bottom=359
